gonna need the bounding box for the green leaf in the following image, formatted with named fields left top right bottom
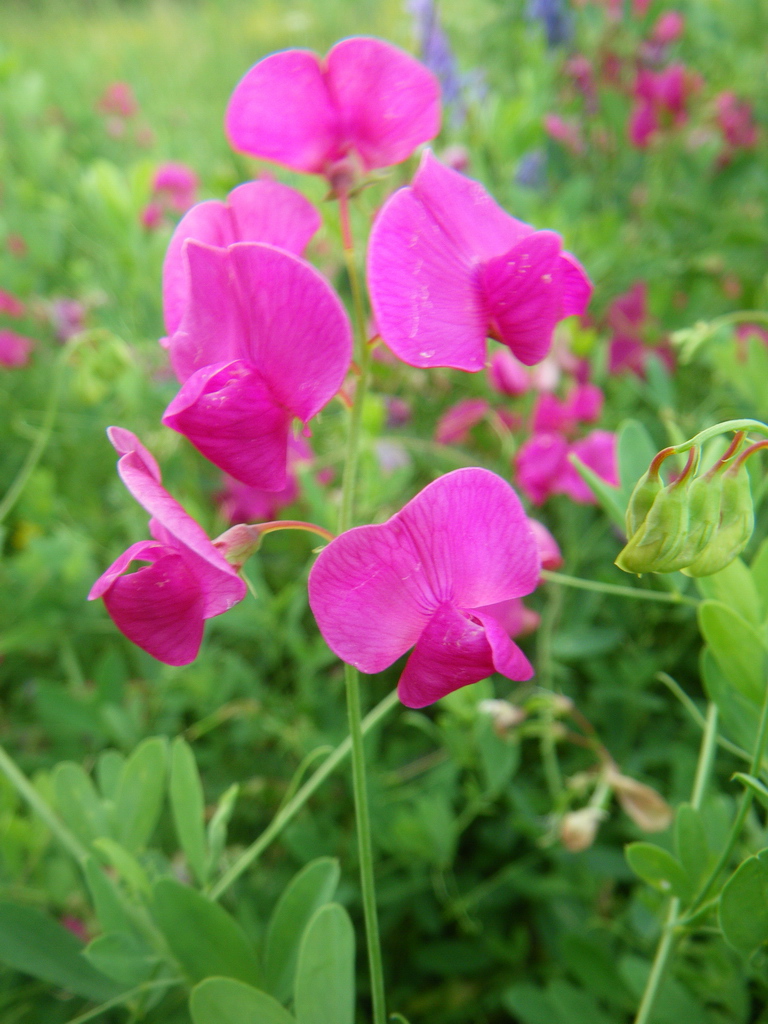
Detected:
left=568, top=452, right=626, bottom=531
left=84, top=931, right=158, bottom=986
left=93, top=838, right=150, bottom=897
left=701, top=647, right=757, bottom=752
left=750, top=536, right=768, bottom=621
left=732, top=773, right=768, bottom=810
left=625, top=843, right=693, bottom=900
left=114, top=737, right=168, bottom=852
left=294, top=903, right=355, bottom=1024
left=83, top=857, right=135, bottom=935
left=674, top=804, right=709, bottom=889
left=503, top=983, right=559, bottom=1024
left=0, top=901, right=121, bottom=1002
left=475, top=717, right=519, bottom=795
left=719, top=850, right=768, bottom=956
left=53, top=761, right=110, bottom=847
left=389, top=1016, right=413, bottom=1024
left=170, top=738, right=208, bottom=886
left=96, top=749, right=126, bottom=800
left=617, top=419, right=657, bottom=505
left=696, top=558, right=761, bottom=625
left=152, top=879, right=260, bottom=986
left=190, top=977, right=295, bottom=1024
left=698, top=600, right=767, bottom=704
left=264, top=857, right=340, bottom=1003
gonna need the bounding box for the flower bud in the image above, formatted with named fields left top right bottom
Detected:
left=674, top=472, right=721, bottom=566
left=559, top=806, right=607, bottom=852
left=606, top=768, right=672, bottom=832
left=212, top=524, right=262, bottom=569
left=624, top=467, right=663, bottom=537
left=616, top=479, right=690, bottom=574
left=683, top=462, right=754, bottom=576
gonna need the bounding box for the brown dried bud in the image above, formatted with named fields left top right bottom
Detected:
left=607, top=768, right=672, bottom=832
left=478, top=699, right=526, bottom=735
left=559, top=806, right=607, bottom=852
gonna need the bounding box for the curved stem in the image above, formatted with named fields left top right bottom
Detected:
left=210, top=690, right=399, bottom=901
left=63, top=977, right=182, bottom=1024
left=671, top=419, right=768, bottom=455
left=0, top=744, right=89, bottom=863
left=540, top=569, right=699, bottom=607
left=632, top=701, right=719, bottom=1024
left=336, top=191, right=387, bottom=1024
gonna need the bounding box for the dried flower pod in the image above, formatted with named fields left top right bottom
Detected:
left=607, top=768, right=672, bottom=832
left=559, top=806, right=607, bottom=852
left=478, top=699, right=527, bottom=735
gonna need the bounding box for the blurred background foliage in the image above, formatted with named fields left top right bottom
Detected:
left=1, top=0, right=768, bottom=1021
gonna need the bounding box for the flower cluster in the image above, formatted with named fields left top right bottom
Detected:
left=91, top=35, right=595, bottom=706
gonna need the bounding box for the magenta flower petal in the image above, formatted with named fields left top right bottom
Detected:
left=514, top=432, right=570, bottom=505
left=473, top=610, right=534, bottom=680
left=102, top=551, right=206, bottom=666
left=226, top=50, right=340, bottom=173
left=106, top=426, right=161, bottom=481
left=481, top=231, right=565, bottom=365
left=560, top=430, right=619, bottom=503
left=162, top=182, right=321, bottom=335
left=325, top=37, right=440, bottom=171
left=309, top=468, right=539, bottom=705
left=488, top=349, right=530, bottom=396
left=162, top=360, right=291, bottom=490
left=366, top=186, right=487, bottom=370
left=0, top=329, right=34, bottom=368
left=368, top=151, right=592, bottom=371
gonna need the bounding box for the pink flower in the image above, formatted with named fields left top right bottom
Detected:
left=49, top=298, right=86, bottom=341
left=308, top=468, right=539, bottom=708
left=633, top=0, right=651, bottom=14
left=88, top=428, right=246, bottom=665
left=629, top=65, right=699, bottom=148
left=0, top=289, right=25, bottom=317
left=488, top=349, right=530, bottom=396
left=152, top=162, right=198, bottom=213
left=651, top=11, right=684, bottom=44
left=715, top=92, right=758, bottom=151
left=225, top=37, right=440, bottom=178
left=140, top=202, right=165, bottom=231
left=607, top=281, right=647, bottom=334
left=96, top=82, right=139, bottom=119
left=163, top=241, right=351, bottom=489
left=544, top=114, right=585, bottom=155
left=435, top=398, right=489, bottom=445
left=0, top=329, right=34, bottom=367
left=162, top=181, right=320, bottom=337
left=515, top=430, right=618, bottom=504
left=216, top=435, right=313, bottom=524
left=530, top=519, right=563, bottom=571
left=532, top=383, right=603, bottom=435
left=368, top=151, right=591, bottom=371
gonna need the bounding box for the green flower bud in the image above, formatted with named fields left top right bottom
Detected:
left=624, top=468, right=663, bottom=538
left=674, top=473, right=722, bottom=567
left=682, top=463, right=754, bottom=577
left=616, top=480, right=691, bottom=574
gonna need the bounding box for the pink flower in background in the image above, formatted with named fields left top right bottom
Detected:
left=7, top=234, right=27, bottom=258
left=163, top=241, right=352, bottom=489
left=633, top=0, right=651, bottom=14
left=152, top=162, right=198, bottom=213
left=530, top=518, right=563, bottom=572
left=629, top=65, right=699, bottom=148
left=88, top=428, right=246, bottom=665
left=309, top=468, right=539, bottom=708
left=488, top=348, right=531, bottom=396
left=605, top=281, right=675, bottom=377
left=385, top=396, right=412, bottom=427
left=715, top=92, right=758, bottom=152
left=49, top=298, right=86, bottom=341
left=162, top=181, right=321, bottom=336
left=368, top=151, right=591, bottom=371
left=565, top=56, right=597, bottom=108
left=226, top=37, right=440, bottom=179
left=0, top=290, right=25, bottom=317
left=0, top=329, right=34, bottom=367
left=544, top=114, right=585, bottom=155
left=96, top=82, right=139, bottom=119
left=216, top=435, right=313, bottom=524
left=532, top=383, right=603, bottom=434
left=515, top=429, right=618, bottom=505
left=140, top=201, right=165, bottom=231
left=435, top=398, right=489, bottom=445
left=651, top=11, right=685, bottom=45
left=606, top=281, right=647, bottom=335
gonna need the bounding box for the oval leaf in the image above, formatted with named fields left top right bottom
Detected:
left=152, top=878, right=260, bottom=986
left=698, top=600, right=767, bottom=704
left=53, top=762, right=110, bottom=847
left=190, top=977, right=295, bottom=1024
left=673, top=804, right=709, bottom=889
left=264, top=857, right=340, bottom=1003
left=170, top=737, right=208, bottom=885
left=719, top=852, right=768, bottom=956
left=84, top=931, right=158, bottom=986
left=295, top=903, right=355, bottom=1024
left=625, top=843, right=692, bottom=900
left=114, top=737, right=168, bottom=852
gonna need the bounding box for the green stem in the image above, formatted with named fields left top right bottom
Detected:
left=657, top=674, right=750, bottom=764
left=336, top=190, right=387, bottom=1024
left=210, top=690, right=398, bottom=901
left=671, top=419, right=768, bottom=455
left=63, top=978, right=181, bottom=1024
left=632, top=701, right=719, bottom=1024
left=685, top=680, right=768, bottom=917
left=0, top=341, right=78, bottom=525
left=0, top=744, right=89, bottom=863
left=540, top=569, right=699, bottom=607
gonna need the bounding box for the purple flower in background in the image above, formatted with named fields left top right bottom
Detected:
left=408, top=0, right=463, bottom=107
left=309, top=468, right=540, bottom=708
left=88, top=428, right=246, bottom=665
left=527, top=0, right=573, bottom=47
left=515, top=149, right=547, bottom=189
